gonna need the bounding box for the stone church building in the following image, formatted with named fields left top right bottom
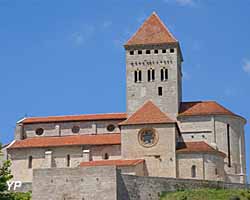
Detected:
left=6, top=12, right=247, bottom=184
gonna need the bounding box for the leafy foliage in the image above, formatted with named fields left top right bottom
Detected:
left=161, top=189, right=250, bottom=200
left=0, top=143, right=31, bottom=200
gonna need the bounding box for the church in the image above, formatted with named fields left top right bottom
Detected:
left=6, top=12, right=247, bottom=184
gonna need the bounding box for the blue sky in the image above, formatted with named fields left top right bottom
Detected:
left=0, top=0, right=249, bottom=178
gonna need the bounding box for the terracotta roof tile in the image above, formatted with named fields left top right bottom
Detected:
left=8, top=134, right=121, bottom=149
left=21, top=113, right=127, bottom=124
left=179, top=101, right=237, bottom=117
left=176, top=141, right=226, bottom=157
left=120, top=101, right=175, bottom=125
left=80, top=159, right=144, bottom=167
left=125, top=12, right=177, bottom=46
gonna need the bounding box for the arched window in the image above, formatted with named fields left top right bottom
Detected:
left=28, top=156, right=33, bottom=169
left=134, top=70, right=142, bottom=83
left=104, top=153, right=109, bottom=160
left=134, top=71, right=138, bottom=83
left=161, top=68, right=168, bottom=81
left=66, top=154, right=70, bottom=167
left=148, top=69, right=155, bottom=82
left=191, top=165, right=196, bottom=178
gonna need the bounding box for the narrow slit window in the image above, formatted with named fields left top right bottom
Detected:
left=134, top=71, right=138, bottom=83
left=161, top=68, right=168, bottom=81
left=148, top=70, right=151, bottom=82
left=227, top=124, right=231, bottom=167
left=152, top=69, right=155, bottom=81
left=138, top=70, right=142, bottom=82
left=158, top=87, right=163, bottom=96
left=28, top=156, right=33, bottom=169
left=191, top=165, right=196, bottom=178
left=165, top=69, right=168, bottom=80
left=161, top=69, right=164, bottom=81
left=67, top=154, right=70, bottom=167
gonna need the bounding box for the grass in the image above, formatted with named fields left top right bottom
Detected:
left=160, top=189, right=250, bottom=200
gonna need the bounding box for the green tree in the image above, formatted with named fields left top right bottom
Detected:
left=0, top=143, right=13, bottom=192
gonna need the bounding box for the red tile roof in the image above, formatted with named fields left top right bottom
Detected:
left=80, top=159, right=144, bottom=167
left=21, top=113, right=127, bottom=124
left=179, top=101, right=238, bottom=117
left=176, top=141, right=226, bottom=157
left=120, top=101, right=175, bottom=125
left=8, top=134, right=121, bottom=149
left=125, top=12, right=177, bottom=46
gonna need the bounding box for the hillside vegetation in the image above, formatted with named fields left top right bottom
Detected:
left=160, top=189, right=250, bottom=200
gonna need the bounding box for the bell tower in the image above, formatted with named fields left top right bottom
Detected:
left=124, top=12, right=183, bottom=118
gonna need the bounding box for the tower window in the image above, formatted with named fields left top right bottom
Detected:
left=170, top=48, right=175, bottom=53
left=104, top=153, right=109, bottom=160
left=191, top=165, right=196, bottom=178
left=134, top=70, right=142, bottom=83
left=161, top=68, right=168, bottom=81
left=162, top=49, right=166, bottom=53
left=227, top=124, right=231, bottom=167
left=138, top=50, right=142, bottom=54
left=215, top=168, right=218, bottom=175
left=146, top=50, right=151, bottom=54
left=66, top=154, right=70, bottom=167
left=28, top=156, right=33, bottom=169
left=158, top=87, right=163, bottom=96
left=138, top=70, right=142, bottom=82
left=154, top=49, right=158, bottom=54
left=129, top=51, right=134, bottom=55
left=147, top=69, right=155, bottom=82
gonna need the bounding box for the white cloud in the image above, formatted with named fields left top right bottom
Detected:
left=242, top=59, right=250, bottom=74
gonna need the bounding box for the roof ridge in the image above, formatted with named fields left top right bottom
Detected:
left=120, top=100, right=175, bottom=125
left=25, top=112, right=127, bottom=119
left=125, top=12, right=177, bottom=46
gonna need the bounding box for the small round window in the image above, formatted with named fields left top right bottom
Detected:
left=107, top=124, right=115, bottom=132
left=72, top=126, right=80, bottom=134
left=35, top=128, right=44, bottom=136
left=138, top=128, right=158, bottom=147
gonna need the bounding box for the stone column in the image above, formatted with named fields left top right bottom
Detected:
left=45, top=151, right=53, bottom=168
left=82, top=150, right=90, bottom=162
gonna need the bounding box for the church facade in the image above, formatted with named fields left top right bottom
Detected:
left=7, top=13, right=247, bottom=184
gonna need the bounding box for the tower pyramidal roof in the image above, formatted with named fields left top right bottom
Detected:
left=125, top=12, right=178, bottom=46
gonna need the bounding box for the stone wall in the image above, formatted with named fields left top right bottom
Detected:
left=23, top=166, right=249, bottom=200
left=120, top=174, right=250, bottom=200
left=32, top=166, right=119, bottom=200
